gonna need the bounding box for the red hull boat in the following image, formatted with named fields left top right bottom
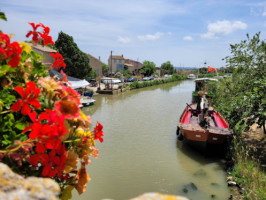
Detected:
left=177, top=96, right=232, bottom=149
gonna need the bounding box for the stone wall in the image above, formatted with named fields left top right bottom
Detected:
left=0, top=163, right=60, bottom=200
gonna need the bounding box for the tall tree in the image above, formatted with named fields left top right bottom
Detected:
left=102, top=63, right=109, bottom=76
left=214, top=32, right=266, bottom=134
left=140, top=60, right=156, bottom=76
left=161, top=61, right=174, bottom=75
left=55, top=31, right=91, bottom=79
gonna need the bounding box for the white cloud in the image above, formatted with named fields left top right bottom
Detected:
left=201, top=32, right=217, bottom=39
left=201, top=20, right=247, bottom=39
left=183, top=36, right=193, bottom=41
left=137, top=32, right=163, bottom=41
left=117, top=36, right=131, bottom=44
left=263, top=11, right=266, bottom=16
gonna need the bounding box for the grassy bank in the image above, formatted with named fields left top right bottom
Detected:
left=230, top=133, right=266, bottom=199
left=129, top=74, right=186, bottom=89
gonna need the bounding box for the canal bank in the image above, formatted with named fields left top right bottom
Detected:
left=72, top=80, right=230, bottom=200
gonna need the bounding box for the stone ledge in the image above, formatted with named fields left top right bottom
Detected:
left=0, top=163, right=60, bottom=200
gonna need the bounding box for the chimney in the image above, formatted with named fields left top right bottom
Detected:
left=99, top=56, right=101, bottom=61
left=122, top=54, right=123, bottom=58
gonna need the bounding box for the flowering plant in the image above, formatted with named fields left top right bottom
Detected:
left=0, top=15, right=103, bottom=198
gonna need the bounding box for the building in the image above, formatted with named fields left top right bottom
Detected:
left=124, top=59, right=143, bottom=75
left=156, top=67, right=162, bottom=77
left=87, top=54, right=103, bottom=78
left=108, top=54, right=125, bottom=74
left=30, top=43, right=57, bottom=67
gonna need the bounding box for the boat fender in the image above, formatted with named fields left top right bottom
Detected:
left=176, top=126, right=180, bottom=135
left=178, top=133, right=184, bottom=141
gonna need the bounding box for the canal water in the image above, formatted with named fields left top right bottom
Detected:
left=72, top=80, right=230, bottom=200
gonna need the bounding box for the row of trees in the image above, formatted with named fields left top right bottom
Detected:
left=139, top=60, right=175, bottom=76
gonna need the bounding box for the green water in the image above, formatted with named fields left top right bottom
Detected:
left=72, top=80, right=230, bottom=200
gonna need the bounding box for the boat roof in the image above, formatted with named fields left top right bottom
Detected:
left=195, top=78, right=218, bottom=82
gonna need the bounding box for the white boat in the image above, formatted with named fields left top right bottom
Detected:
left=187, top=74, right=196, bottom=79
left=80, top=97, right=96, bottom=106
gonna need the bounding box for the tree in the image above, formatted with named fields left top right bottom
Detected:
left=102, top=63, right=109, bottom=76
left=122, top=69, right=133, bottom=79
left=89, top=69, right=97, bottom=78
left=199, top=67, right=208, bottom=74
left=161, top=61, right=174, bottom=75
left=214, top=32, right=266, bottom=134
left=140, top=60, right=156, bottom=76
left=55, top=31, right=91, bottom=79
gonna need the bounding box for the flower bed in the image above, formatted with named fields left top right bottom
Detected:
left=0, top=14, right=103, bottom=199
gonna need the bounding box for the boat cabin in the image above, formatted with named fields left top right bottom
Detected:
left=192, top=78, right=218, bottom=103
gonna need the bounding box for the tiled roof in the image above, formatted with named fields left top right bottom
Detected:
left=29, top=43, right=57, bottom=53
left=87, top=54, right=102, bottom=64
left=111, top=55, right=124, bottom=60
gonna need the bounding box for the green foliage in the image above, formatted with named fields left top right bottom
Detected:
left=130, top=74, right=186, bottom=89
left=213, top=32, right=266, bottom=133
left=140, top=60, right=156, bottom=76
left=122, top=69, right=132, bottom=79
left=161, top=61, right=174, bottom=75
left=114, top=71, right=123, bottom=79
left=231, top=138, right=266, bottom=199
left=102, top=63, right=109, bottom=75
left=89, top=69, right=97, bottom=78
left=199, top=67, right=208, bottom=74
left=55, top=31, right=91, bottom=79
left=0, top=11, right=7, bottom=21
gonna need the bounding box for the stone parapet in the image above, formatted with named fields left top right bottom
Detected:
left=0, top=163, right=60, bottom=200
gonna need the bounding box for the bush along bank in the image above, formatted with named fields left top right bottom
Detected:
left=130, top=74, right=186, bottom=89
left=211, top=32, right=266, bottom=200
left=226, top=127, right=266, bottom=200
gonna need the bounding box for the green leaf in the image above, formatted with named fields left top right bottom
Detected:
left=0, top=65, right=10, bottom=76
left=61, top=186, right=74, bottom=200
left=15, top=122, right=26, bottom=130
left=0, top=12, right=7, bottom=21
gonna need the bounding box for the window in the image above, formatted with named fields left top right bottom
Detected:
left=119, top=59, right=122, bottom=63
left=114, top=59, right=116, bottom=63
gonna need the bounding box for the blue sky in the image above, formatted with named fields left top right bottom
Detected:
left=1, top=0, right=266, bottom=68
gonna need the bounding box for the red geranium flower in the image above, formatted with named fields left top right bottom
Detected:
left=0, top=32, right=22, bottom=68
left=26, top=22, right=54, bottom=46
left=60, top=85, right=81, bottom=105
left=55, top=99, right=80, bottom=119
left=29, top=142, right=67, bottom=178
left=50, top=52, right=66, bottom=69
left=26, top=22, right=41, bottom=44
left=93, top=122, right=104, bottom=143
left=23, top=110, right=67, bottom=149
left=11, top=81, right=41, bottom=115
left=6, top=42, right=22, bottom=68
left=60, top=70, right=71, bottom=84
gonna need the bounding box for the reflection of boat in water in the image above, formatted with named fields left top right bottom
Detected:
left=177, top=95, right=232, bottom=150
left=187, top=74, right=196, bottom=79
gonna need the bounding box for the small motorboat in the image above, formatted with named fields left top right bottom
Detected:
left=177, top=95, right=232, bottom=149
